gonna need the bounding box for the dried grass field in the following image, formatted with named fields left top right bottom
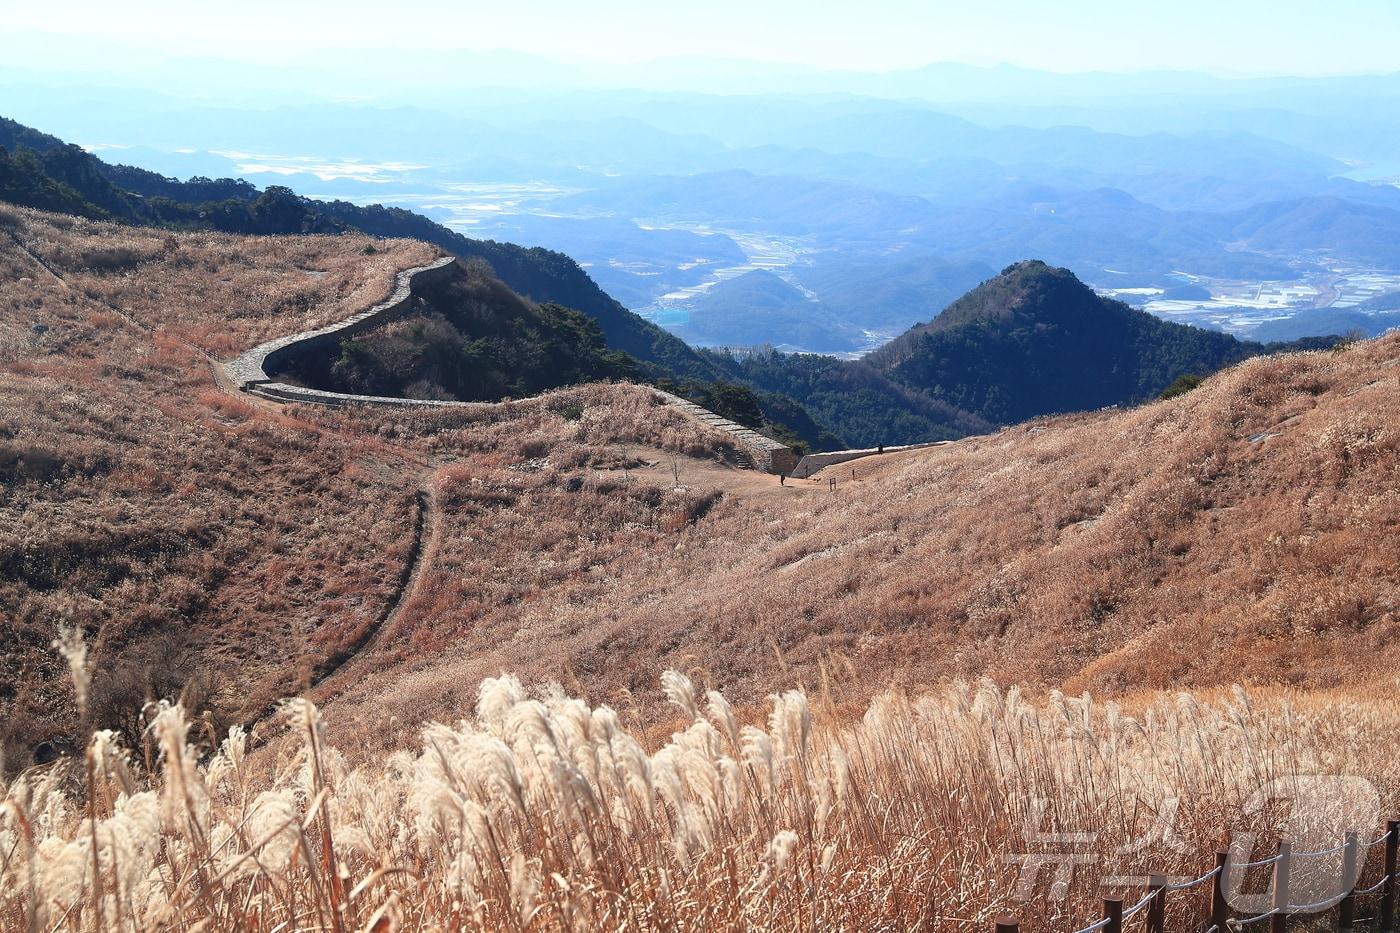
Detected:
left=6, top=654, right=1399, bottom=931
left=2, top=203, right=1399, bottom=929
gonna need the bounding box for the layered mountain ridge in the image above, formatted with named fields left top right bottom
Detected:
left=0, top=116, right=1334, bottom=453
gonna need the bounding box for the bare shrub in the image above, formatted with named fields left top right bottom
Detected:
left=77, top=244, right=159, bottom=273
left=87, top=630, right=231, bottom=751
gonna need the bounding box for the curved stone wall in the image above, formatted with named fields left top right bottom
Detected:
left=216, top=255, right=796, bottom=472
left=221, top=255, right=461, bottom=397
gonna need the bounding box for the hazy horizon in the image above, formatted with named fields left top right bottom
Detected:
left=9, top=28, right=1400, bottom=79
left=7, top=0, right=1400, bottom=355
left=6, top=0, right=1400, bottom=91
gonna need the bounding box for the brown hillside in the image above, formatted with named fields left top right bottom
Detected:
left=0, top=207, right=735, bottom=766
left=2, top=203, right=1398, bottom=766
left=318, top=323, right=1400, bottom=751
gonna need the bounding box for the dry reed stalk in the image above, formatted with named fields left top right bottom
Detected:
left=5, top=645, right=1399, bottom=932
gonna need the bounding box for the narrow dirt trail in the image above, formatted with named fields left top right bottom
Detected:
left=239, top=477, right=436, bottom=734
left=308, top=472, right=443, bottom=705
left=309, top=489, right=429, bottom=686
left=7, top=231, right=72, bottom=291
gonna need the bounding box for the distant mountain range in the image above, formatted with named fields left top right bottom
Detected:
left=12, top=77, right=1400, bottom=351
left=467, top=213, right=750, bottom=311
left=563, top=169, right=1400, bottom=283
left=0, top=116, right=1340, bottom=452
left=675, top=270, right=865, bottom=350
left=674, top=256, right=997, bottom=354
left=1212, top=196, right=1400, bottom=269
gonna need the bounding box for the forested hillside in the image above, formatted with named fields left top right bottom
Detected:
left=867, top=260, right=1329, bottom=423
left=707, top=349, right=992, bottom=447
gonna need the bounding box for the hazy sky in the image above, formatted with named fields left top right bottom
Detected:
left=8, top=0, right=1400, bottom=76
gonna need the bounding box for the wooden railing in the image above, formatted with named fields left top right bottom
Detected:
left=995, top=821, right=1399, bottom=933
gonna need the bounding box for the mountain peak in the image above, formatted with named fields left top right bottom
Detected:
left=867, top=257, right=1254, bottom=424
left=999, top=258, right=1054, bottom=276
left=909, top=258, right=1095, bottom=334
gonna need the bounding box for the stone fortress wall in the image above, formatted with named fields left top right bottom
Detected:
left=218, top=255, right=798, bottom=472
left=649, top=390, right=800, bottom=475
left=793, top=441, right=949, bottom=477
left=221, top=256, right=461, bottom=401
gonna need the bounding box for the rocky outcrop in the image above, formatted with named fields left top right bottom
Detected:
left=217, top=256, right=797, bottom=473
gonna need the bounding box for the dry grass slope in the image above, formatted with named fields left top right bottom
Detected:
left=0, top=206, right=738, bottom=765
left=3, top=204, right=1399, bottom=929
left=316, top=328, right=1400, bottom=751
left=0, top=207, right=429, bottom=756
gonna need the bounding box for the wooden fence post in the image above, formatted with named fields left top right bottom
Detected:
left=1103, top=897, right=1123, bottom=933
left=994, top=917, right=1019, bottom=933
left=1272, top=838, right=1292, bottom=933
left=1339, top=831, right=1359, bottom=931
left=1211, top=850, right=1230, bottom=932
left=1383, top=820, right=1398, bottom=931
left=1145, top=874, right=1167, bottom=933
